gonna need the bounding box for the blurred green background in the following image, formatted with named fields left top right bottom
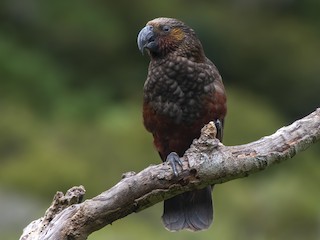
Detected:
left=0, top=0, right=319, bottom=239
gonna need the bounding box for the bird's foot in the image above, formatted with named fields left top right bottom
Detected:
left=166, top=152, right=182, bottom=177
left=214, top=119, right=223, bottom=140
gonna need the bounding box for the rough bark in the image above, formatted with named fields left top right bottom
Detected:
left=20, top=108, right=320, bottom=240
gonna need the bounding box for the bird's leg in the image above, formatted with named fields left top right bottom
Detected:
left=214, top=119, right=223, bottom=141
left=166, top=152, right=183, bottom=177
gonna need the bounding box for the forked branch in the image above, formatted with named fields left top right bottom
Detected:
left=20, top=108, right=320, bottom=240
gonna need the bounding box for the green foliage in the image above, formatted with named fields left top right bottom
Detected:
left=0, top=1, right=319, bottom=239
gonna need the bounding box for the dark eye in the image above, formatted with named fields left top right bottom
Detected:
left=162, top=25, right=171, bottom=32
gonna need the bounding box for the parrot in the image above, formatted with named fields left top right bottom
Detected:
left=137, top=17, right=227, bottom=231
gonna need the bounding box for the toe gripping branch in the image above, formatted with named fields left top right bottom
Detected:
left=166, top=152, right=183, bottom=177
left=165, top=120, right=222, bottom=177
left=214, top=119, right=223, bottom=141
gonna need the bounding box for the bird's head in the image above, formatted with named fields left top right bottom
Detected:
left=137, top=17, right=204, bottom=61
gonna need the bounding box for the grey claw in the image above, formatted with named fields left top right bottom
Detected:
left=214, top=119, right=223, bottom=140
left=166, top=152, right=182, bottom=177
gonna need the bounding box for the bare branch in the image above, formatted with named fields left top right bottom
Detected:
left=20, top=108, right=320, bottom=240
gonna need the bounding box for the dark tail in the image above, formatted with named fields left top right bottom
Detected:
left=162, top=186, right=213, bottom=231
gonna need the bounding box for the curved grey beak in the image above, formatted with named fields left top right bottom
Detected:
left=137, top=25, right=155, bottom=54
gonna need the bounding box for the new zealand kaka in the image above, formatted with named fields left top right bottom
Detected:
left=137, top=17, right=227, bottom=231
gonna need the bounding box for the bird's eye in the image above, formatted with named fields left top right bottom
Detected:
left=162, top=25, right=171, bottom=32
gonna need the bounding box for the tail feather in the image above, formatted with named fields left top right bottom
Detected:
left=162, top=186, right=213, bottom=231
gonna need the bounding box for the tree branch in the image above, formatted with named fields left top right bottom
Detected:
left=20, top=108, right=320, bottom=240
